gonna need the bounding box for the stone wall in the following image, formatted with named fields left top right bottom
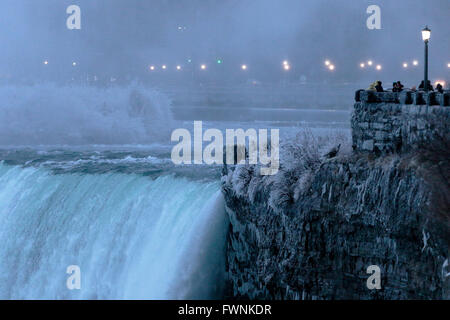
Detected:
left=352, top=90, right=450, bottom=154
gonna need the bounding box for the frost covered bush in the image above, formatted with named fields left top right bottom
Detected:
left=225, top=128, right=351, bottom=213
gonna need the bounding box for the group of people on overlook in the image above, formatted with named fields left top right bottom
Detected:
left=367, top=80, right=445, bottom=93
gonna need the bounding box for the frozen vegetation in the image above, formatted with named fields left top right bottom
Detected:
left=223, top=129, right=351, bottom=213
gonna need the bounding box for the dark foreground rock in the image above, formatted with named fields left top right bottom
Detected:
left=222, top=151, right=449, bottom=299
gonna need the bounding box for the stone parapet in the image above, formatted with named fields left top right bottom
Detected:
left=352, top=91, right=449, bottom=153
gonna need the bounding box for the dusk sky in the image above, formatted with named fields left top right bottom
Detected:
left=0, top=0, right=449, bottom=82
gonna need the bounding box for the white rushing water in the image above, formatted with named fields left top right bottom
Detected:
left=0, top=162, right=228, bottom=299
left=0, top=83, right=349, bottom=300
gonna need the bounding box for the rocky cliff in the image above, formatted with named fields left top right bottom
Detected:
left=221, top=92, right=449, bottom=300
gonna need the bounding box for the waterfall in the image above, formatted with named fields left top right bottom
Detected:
left=0, top=162, right=228, bottom=299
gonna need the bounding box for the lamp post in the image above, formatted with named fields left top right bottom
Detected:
left=421, top=26, right=431, bottom=92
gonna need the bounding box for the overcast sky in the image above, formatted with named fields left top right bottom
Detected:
left=0, top=0, right=448, bottom=82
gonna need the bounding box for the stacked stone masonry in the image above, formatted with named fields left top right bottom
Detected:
left=352, top=90, right=450, bottom=154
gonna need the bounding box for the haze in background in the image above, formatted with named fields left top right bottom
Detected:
left=0, top=1, right=448, bottom=300
left=0, top=0, right=448, bottom=84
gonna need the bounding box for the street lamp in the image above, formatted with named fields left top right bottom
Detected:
left=241, top=64, right=247, bottom=70
left=376, top=65, right=382, bottom=70
left=421, top=26, right=431, bottom=92
left=403, top=63, right=408, bottom=68
left=421, top=26, right=431, bottom=42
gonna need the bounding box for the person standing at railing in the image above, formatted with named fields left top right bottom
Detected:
left=419, top=80, right=434, bottom=91
left=375, top=81, right=384, bottom=92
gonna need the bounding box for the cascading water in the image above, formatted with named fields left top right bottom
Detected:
left=0, top=83, right=340, bottom=300
left=0, top=83, right=230, bottom=299
left=0, top=161, right=228, bottom=299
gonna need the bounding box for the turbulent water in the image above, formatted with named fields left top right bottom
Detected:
left=0, top=84, right=230, bottom=299
left=0, top=84, right=349, bottom=299
left=0, top=149, right=227, bottom=299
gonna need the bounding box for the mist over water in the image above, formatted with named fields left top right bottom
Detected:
left=0, top=84, right=174, bottom=145
left=0, top=0, right=447, bottom=300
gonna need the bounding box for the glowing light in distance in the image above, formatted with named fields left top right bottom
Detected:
left=43, top=60, right=49, bottom=65
left=360, top=63, right=365, bottom=68
left=367, top=60, right=373, bottom=66
left=413, top=60, right=419, bottom=66
left=283, top=60, right=289, bottom=65
left=241, top=64, right=247, bottom=70
left=149, top=65, right=155, bottom=71
left=200, top=64, right=206, bottom=70
left=447, top=63, right=450, bottom=68
left=162, top=65, right=167, bottom=69
left=328, top=64, right=335, bottom=71
left=325, top=60, right=331, bottom=66
left=403, top=63, right=408, bottom=68
left=376, top=65, right=382, bottom=70
left=283, top=64, right=290, bottom=70
left=72, top=62, right=77, bottom=66
left=176, top=65, right=181, bottom=70
left=434, top=80, right=445, bottom=88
